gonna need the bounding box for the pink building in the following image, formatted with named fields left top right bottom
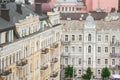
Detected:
left=86, top=0, right=119, bottom=12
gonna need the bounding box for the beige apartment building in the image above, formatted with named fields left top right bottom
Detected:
left=0, top=1, right=62, bottom=80
left=60, top=12, right=120, bottom=79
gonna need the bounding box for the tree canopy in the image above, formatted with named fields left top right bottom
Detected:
left=64, top=65, right=76, bottom=78
left=101, top=67, right=110, bottom=80
left=82, top=67, right=93, bottom=80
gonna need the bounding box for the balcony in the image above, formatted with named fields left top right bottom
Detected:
left=109, top=64, right=120, bottom=70
left=0, top=69, right=12, bottom=77
left=110, top=41, right=120, bottom=46
left=50, top=72, right=58, bottom=78
left=40, top=64, right=48, bottom=71
left=51, top=58, right=58, bottom=64
left=51, top=43, right=59, bottom=49
left=16, top=59, right=28, bottom=68
left=61, top=52, right=70, bottom=57
left=110, top=53, right=120, bottom=57
left=61, top=41, right=71, bottom=45
left=41, top=48, right=49, bottom=54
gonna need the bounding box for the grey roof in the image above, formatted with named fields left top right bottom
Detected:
left=0, top=2, right=47, bottom=31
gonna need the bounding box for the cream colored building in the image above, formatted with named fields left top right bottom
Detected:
left=60, top=12, right=120, bottom=79
left=0, top=2, right=62, bottom=80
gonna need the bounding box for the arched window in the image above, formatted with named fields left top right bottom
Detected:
left=88, top=58, right=91, bottom=65
left=88, top=45, right=91, bottom=53
left=88, top=34, right=91, bottom=41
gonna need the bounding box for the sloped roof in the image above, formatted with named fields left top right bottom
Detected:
left=0, top=2, right=47, bottom=31
left=60, top=12, right=108, bottom=20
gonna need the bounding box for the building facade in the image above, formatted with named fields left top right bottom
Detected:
left=60, top=13, right=120, bottom=79
left=55, top=0, right=86, bottom=13
left=55, top=0, right=119, bottom=12
left=0, top=1, right=62, bottom=80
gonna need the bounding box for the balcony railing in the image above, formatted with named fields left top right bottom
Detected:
left=41, top=48, right=49, bottom=54
left=16, top=59, right=28, bottom=67
left=109, top=64, right=120, bottom=69
left=0, top=69, right=12, bottom=77
left=110, top=41, right=120, bottom=46
left=50, top=72, right=58, bottom=78
left=61, top=41, right=71, bottom=45
left=110, top=53, right=120, bottom=57
left=51, top=58, right=58, bottom=64
left=40, top=64, right=48, bottom=71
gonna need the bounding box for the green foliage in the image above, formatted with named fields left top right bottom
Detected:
left=82, top=67, right=93, bottom=80
left=101, top=67, right=110, bottom=79
left=64, top=65, right=76, bottom=78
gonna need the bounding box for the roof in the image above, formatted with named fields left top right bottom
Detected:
left=0, top=3, right=34, bottom=30
left=0, top=2, right=47, bottom=31
left=60, top=12, right=108, bottom=20
left=61, top=20, right=120, bottom=30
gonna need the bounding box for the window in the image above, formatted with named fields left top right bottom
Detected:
left=78, top=70, right=81, bottom=74
left=98, top=70, right=100, bottom=74
left=72, top=35, right=75, bottom=41
left=65, top=35, right=68, bottom=41
left=112, top=59, right=115, bottom=65
left=65, top=58, right=68, bottom=65
left=2, top=58, right=4, bottom=69
left=97, top=59, right=100, bottom=65
left=0, top=33, right=2, bottom=43
left=72, top=46, right=75, bottom=52
left=88, top=34, right=91, bottom=41
left=65, top=46, right=68, bottom=52
left=79, top=47, right=82, bottom=52
left=88, top=58, right=91, bottom=65
left=78, top=58, right=81, bottom=65
left=112, top=70, right=115, bottom=74
left=105, top=59, right=108, bottom=64
left=79, top=35, right=82, bottom=41
left=10, top=55, right=12, bottom=65
left=98, top=47, right=101, bottom=53
left=98, top=35, right=101, bottom=41
left=65, top=7, right=67, bottom=11
left=112, top=47, right=115, bottom=53
left=62, top=7, right=64, bottom=11
left=0, top=59, right=2, bottom=70
left=72, top=58, right=75, bottom=65
left=13, top=53, right=15, bottom=63
left=112, top=36, right=115, bottom=43
left=58, top=7, right=60, bottom=11
left=6, top=56, right=8, bottom=66
left=105, top=47, right=108, bottom=53
left=88, top=45, right=91, bottom=53
left=105, top=35, right=108, bottom=42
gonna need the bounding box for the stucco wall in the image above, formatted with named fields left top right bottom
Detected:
left=92, top=0, right=118, bottom=12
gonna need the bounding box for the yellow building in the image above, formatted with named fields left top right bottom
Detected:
left=0, top=2, right=62, bottom=80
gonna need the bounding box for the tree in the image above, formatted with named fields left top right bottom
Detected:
left=101, top=67, right=110, bottom=80
left=64, top=65, right=76, bottom=78
left=82, top=67, right=93, bottom=80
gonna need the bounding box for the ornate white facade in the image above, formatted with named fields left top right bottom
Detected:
left=60, top=13, right=120, bottom=79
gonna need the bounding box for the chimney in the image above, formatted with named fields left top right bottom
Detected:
left=10, top=0, right=15, bottom=2
left=0, top=3, right=10, bottom=21
left=35, top=3, right=42, bottom=14
left=16, top=4, right=22, bottom=14
left=24, top=0, right=30, bottom=4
